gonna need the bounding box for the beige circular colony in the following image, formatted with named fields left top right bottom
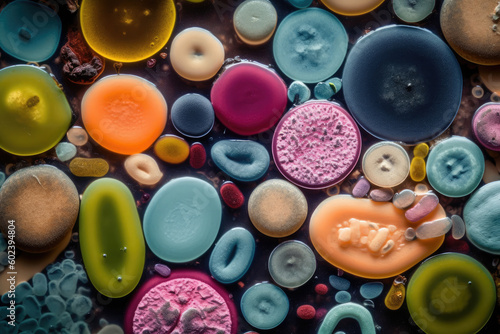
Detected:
left=124, top=154, right=163, bottom=186
left=170, top=27, right=225, bottom=81
left=362, top=141, right=410, bottom=188
left=441, top=0, right=500, bottom=65
left=248, top=179, right=308, bottom=238
left=0, top=165, right=79, bottom=253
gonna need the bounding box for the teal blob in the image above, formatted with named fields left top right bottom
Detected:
left=0, top=0, right=62, bottom=62
left=70, top=321, right=90, bottom=334
left=45, top=295, right=66, bottom=316
left=61, top=259, right=76, bottom=274
left=32, top=273, right=48, bottom=296
left=335, top=291, right=352, bottom=304
left=58, top=312, right=73, bottom=329
left=23, top=295, right=41, bottom=319
left=15, top=282, right=34, bottom=303
left=288, top=81, right=311, bottom=104
left=39, top=312, right=58, bottom=331
left=47, top=266, right=64, bottom=281
left=143, top=177, right=222, bottom=263
left=359, top=282, right=384, bottom=299
left=287, top=0, right=313, bottom=8
left=426, top=136, right=484, bottom=197
left=58, top=272, right=78, bottom=299
left=19, top=318, right=38, bottom=331
left=464, top=181, right=500, bottom=254
left=209, top=227, right=255, bottom=284
left=393, top=0, right=435, bottom=23
left=273, top=8, right=348, bottom=83
left=70, top=295, right=92, bottom=317
left=318, top=303, right=376, bottom=334
left=314, top=82, right=335, bottom=100
left=241, top=283, right=289, bottom=330
left=329, top=275, right=351, bottom=291
left=55, top=143, right=77, bottom=162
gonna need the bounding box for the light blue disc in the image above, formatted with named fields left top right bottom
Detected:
left=273, top=8, right=348, bottom=83
left=241, top=283, right=289, bottom=330
left=287, top=0, right=313, bottom=9
left=143, top=177, right=222, bottom=263
left=0, top=0, right=62, bottom=62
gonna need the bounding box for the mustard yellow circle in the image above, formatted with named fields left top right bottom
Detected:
left=320, top=0, right=386, bottom=16
left=80, top=0, right=176, bottom=62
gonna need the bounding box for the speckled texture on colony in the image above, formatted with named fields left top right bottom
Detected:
left=273, top=101, right=361, bottom=189
left=132, top=278, right=232, bottom=334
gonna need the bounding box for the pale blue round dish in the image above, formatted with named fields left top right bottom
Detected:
left=143, top=177, right=222, bottom=263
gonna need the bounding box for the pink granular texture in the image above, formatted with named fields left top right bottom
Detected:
left=274, top=102, right=361, bottom=188
left=133, top=278, right=232, bottom=334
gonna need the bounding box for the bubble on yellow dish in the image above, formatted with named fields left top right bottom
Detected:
left=80, top=0, right=176, bottom=62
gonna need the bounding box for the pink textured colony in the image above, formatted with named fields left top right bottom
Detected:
left=133, top=278, right=232, bottom=334
left=273, top=101, right=361, bottom=189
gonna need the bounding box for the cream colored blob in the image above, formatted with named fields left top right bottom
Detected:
left=124, top=153, right=163, bottom=186
left=320, top=0, right=386, bottom=15
left=170, top=28, right=225, bottom=81
left=362, top=141, right=410, bottom=187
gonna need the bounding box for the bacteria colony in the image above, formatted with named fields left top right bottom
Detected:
left=0, top=0, right=499, bottom=333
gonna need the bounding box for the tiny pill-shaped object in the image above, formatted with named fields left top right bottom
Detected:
left=416, top=217, right=452, bottom=240
left=413, top=143, right=429, bottom=158
left=405, top=193, right=439, bottom=222
left=410, top=157, right=426, bottom=182
left=451, top=214, right=466, bottom=240
left=69, top=158, right=109, bottom=177
left=393, top=189, right=416, bottom=209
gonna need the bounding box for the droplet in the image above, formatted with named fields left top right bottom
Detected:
left=472, top=85, right=484, bottom=99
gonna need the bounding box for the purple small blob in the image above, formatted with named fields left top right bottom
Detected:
left=154, top=264, right=171, bottom=278
left=405, top=193, right=439, bottom=222
left=352, top=177, right=370, bottom=198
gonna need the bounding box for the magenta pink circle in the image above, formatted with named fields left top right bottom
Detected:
left=272, top=101, right=362, bottom=189
left=472, top=102, right=500, bottom=151
left=124, top=270, right=238, bottom=334
left=211, top=62, right=287, bottom=136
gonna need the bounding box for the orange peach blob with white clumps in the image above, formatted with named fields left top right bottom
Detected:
left=309, top=195, right=446, bottom=279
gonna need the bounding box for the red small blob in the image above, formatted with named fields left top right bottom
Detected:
left=220, top=181, right=244, bottom=209
left=315, top=283, right=328, bottom=295
left=297, top=304, right=316, bottom=320
left=444, top=234, right=470, bottom=253
left=189, top=142, right=206, bottom=169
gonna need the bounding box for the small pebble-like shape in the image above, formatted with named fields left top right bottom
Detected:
left=59, top=312, right=73, bottom=329
left=273, top=8, right=348, bottom=83
left=61, top=259, right=76, bottom=274
left=15, top=282, right=33, bottom=303
left=384, top=277, right=406, bottom=311
left=143, top=177, right=221, bottom=263
left=59, top=272, right=78, bottom=299
left=451, top=215, right=466, bottom=240
left=233, top=0, right=278, bottom=46
left=211, top=62, right=287, bottom=135
left=410, top=157, right=426, bottom=182
left=314, top=82, right=335, bottom=100
left=211, top=140, right=270, bottom=182
left=297, top=305, right=316, bottom=320
left=441, top=0, right=500, bottom=65
left=426, top=136, right=485, bottom=197
left=66, top=126, right=88, bottom=146
left=32, top=273, right=47, bottom=296
left=315, top=284, right=329, bottom=295
left=413, top=143, right=429, bottom=158
left=287, top=81, right=311, bottom=104
left=414, top=183, right=429, bottom=195
left=71, top=321, right=90, bottom=334
left=220, top=181, right=245, bottom=209
left=171, top=94, right=214, bottom=138
left=124, top=154, right=163, bottom=186
left=393, top=189, right=416, bottom=209
left=39, top=312, right=58, bottom=330
left=0, top=165, right=79, bottom=252
left=69, top=158, right=109, bottom=177
left=318, top=303, right=376, bottom=334
left=47, top=266, right=64, bottom=281
left=241, top=283, right=289, bottom=330
left=416, top=217, right=452, bottom=239
left=369, top=188, right=394, bottom=202
left=154, top=264, right=171, bottom=278
left=97, top=324, right=124, bottom=334
left=463, top=181, right=500, bottom=254
left=269, top=241, right=316, bottom=288
left=363, top=141, right=410, bottom=187
left=189, top=142, right=207, bottom=169
left=209, top=228, right=255, bottom=284
left=248, top=179, right=307, bottom=237
left=328, top=275, right=350, bottom=291
left=335, top=291, right=352, bottom=304
left=80, top=178, right=145, bottom=298
left=405, top=227, right=416, bottom=241
left=45, top=295, right=66, bottom=315
left=23, top=295, right=41, bottom=318
left=71, top=295, right=92, bottom=317
left=55, top=142, right=77, bottom=162
left=352, top=177, right=370, bottom=198
left=360, top=282, right=384, bottom=299
left=154, top=135, right=190, bottom=164
left=405, top=193, right=439, bottom=222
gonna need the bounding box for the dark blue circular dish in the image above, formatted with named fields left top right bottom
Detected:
left=170, top=93, right=215, bottom=138
left=342, top=25, right=463, bottom=145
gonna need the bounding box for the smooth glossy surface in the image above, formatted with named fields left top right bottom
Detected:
left=143, top=177, right=222, bottom=263
left=319, top=0, right=385, bottom=15
left=268, top=241, right=316, bottom=288
left=343, top=25, right=462, bottom=144
left=362, top=141, right=410, bottom=187
left=273, top=8, right=348, bottom=83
